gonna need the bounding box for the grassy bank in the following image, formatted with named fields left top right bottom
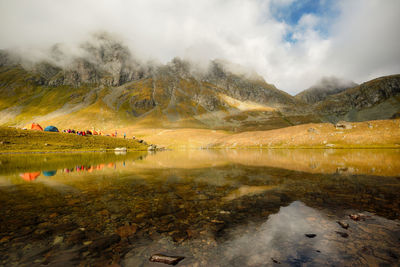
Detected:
left=0, top=127, right=149, bottom=153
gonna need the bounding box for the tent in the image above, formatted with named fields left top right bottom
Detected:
left=20, top=172, right=41, bottom=181
left=44, top=125, right=59, bottom=132
left=43, top=170, right=57, bottom=176
left=31, top=123, right=43, bottom=131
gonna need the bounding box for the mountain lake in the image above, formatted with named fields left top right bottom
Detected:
left=0, top=149, right=399, bottom=266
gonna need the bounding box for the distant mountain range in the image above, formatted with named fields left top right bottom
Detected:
left=0, top=34, right=399, bottom=131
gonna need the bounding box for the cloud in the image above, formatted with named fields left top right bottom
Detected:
left=0, top=0, right=399, bottom=94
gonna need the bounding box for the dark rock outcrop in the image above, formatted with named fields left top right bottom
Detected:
left=296, top=77, right=357, bottom=104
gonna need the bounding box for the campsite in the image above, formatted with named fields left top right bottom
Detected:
left=0, top=126, right=148, bottom=153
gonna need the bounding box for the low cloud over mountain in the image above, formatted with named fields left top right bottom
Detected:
left=1, top=0, right=399, bottom=94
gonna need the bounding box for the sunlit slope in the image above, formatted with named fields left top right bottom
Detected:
left=211, top=119, right=400, bottom=149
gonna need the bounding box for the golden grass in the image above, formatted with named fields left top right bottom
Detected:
left=0, top=127, right=148, bottom=153
left=213, top=119, right=400, bottom=149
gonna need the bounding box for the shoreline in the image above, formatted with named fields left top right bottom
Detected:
left=2, top=145, right=400, bottom=155
left=0, top=149, right=149, bottom=155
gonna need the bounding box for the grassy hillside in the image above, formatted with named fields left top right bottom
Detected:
left=211, top=119, right=400, bottom=149
left=315, top=74, right=400, bottom=122
left=0, top=127, right=148, bottom=152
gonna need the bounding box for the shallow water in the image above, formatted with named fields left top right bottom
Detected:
left=0, top=149, right=400, bottom=266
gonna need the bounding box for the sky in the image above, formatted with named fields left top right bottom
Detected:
left=0, top=0, right=399, bottom=95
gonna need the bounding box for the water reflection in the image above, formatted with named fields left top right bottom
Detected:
left=0, top=149, right=399, bottom=266
left=17, top=162, right=120, bottom=181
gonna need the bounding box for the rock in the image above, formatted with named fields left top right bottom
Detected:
left=53, top=235, right=64, bottom=245
left=211, top=219, right=224, bottom=224
left=148, top=145, right=157, bottom=151
left=88, top=234, right=121, bottom=252
left=83, top=241, right=92, bottom=246
left=307, top=128, right=318, bottom=133
left=172, top=231, right=188, bottom=243
left=337, top=221, right=349, bottom=229
left=149, top=254, right=185, bottom=265
left=114, top=147, right=127, bottom=151
left=335, top=121, right=353, bottom=130
left=336, top=231, right=349, bottom=238
left=349, top=214, right=366, bottom=221
left=67, top=199, right=80, bottom=206
left=219, top=210, right=231, bottom=214
left=66, top=229, right=86, bottom=244
left=116, top=224, right=137, bottom=238
left=49, top=213, right=58, bottom=219
left=336, top=167, right=349, bottom=174
left=0, top=236, right=11, bottom=243
left=305, top=234, right=317, bottom=238
left=271, top=257, right=281, bottom=264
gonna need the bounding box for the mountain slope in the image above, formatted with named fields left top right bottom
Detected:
left=0, top=40, right=319, bottom=132
left=315, top=75, right=400, bottom=122
left=295, top=77, right=357, bottom=104
left=0, top=34, right=399, bottom=132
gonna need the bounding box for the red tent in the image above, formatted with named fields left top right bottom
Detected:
left=31, top=123, right=43, bottom=131
left=20, top=172, right=41, bottom=181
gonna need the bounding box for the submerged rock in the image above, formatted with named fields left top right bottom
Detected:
left=116, top=224, right=137, bottom=238
left=349, top=214, right=367, bottom=221
left=305, top=234, right=317, bottom=238
left=149, top=254, right=185, bottom=265
left=271, top=257, right=281, bottom=264
left=336, top=231, right=349, bottom=238
left=337, top=221, right=349, bottom=229
left=88, top=234, right=121, bottom=253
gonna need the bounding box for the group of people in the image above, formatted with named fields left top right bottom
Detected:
left=62, top=128, right=130, bottom=138
left=63, top=129, right=96, bottom=136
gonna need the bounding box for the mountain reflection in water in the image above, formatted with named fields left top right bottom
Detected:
left=0, top=149, right=399, bottom=266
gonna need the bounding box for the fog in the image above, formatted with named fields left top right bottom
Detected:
left=0, top=0, right=399, bottom=94
left=308, top=76, right=357, bottom=92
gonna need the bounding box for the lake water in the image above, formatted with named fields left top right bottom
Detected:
left=0, top=149, right=400, bottom=266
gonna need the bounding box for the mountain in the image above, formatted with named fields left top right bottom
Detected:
left=0, top=34, right=399, bottom=132
left=314, top=75, right=400, bottom=122
left=0, top=35, right=318, bottom=132
left=295, top=77, right=357, bottom=104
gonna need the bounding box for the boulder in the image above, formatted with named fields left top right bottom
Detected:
left=335, top=121, right=352, bottom=129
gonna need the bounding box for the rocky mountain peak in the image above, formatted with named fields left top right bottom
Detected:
left=296, top=77, right=358, bottom=104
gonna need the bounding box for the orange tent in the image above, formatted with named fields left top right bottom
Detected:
left=93, top=131, right=98, bottom=135
left=31, top=123, right=43, bottom=131
left=20, top=172, right=41, bottom=181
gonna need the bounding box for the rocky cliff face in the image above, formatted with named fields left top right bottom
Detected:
left=203, top=61, right=302, bottom=112
left=295, top=77, right=357, bottom=104
left=1, top=34, right=149, bottom=88
left=315, top=75, right=400, bottom=122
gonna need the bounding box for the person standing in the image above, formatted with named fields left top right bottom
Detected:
left=115, top=130, right=117, bottom=138
left=124, top=133, right=126, bottom=139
